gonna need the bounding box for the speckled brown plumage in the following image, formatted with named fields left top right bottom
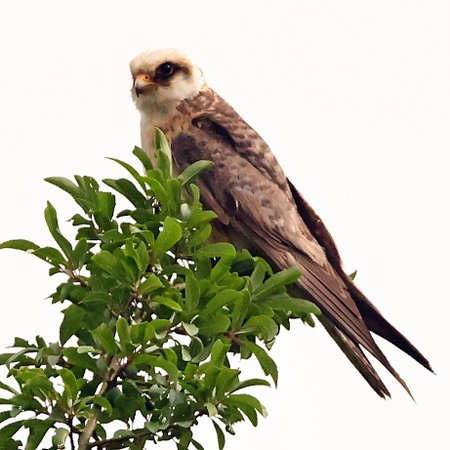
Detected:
left=152, top=87, right=432, bottom=398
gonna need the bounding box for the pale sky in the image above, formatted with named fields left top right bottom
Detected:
left=0, top=1, right=449, bottom=449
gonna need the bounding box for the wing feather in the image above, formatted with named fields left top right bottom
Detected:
left=168, top=89, right=430, bottom=396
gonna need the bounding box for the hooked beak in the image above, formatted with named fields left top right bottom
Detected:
left=134, top=73, right=155, bottom=97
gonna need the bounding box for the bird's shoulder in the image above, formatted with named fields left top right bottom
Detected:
left=171, top=88, right=289, bottom=194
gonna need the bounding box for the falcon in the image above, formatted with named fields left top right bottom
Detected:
left=129, top=48, right=432, bottom=397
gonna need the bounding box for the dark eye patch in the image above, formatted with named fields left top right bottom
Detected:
left=154, top=61, right=183, bottom=82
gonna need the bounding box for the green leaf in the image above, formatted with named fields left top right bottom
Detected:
left=52, top=428, right=69, bottom=447
left=177, top=430, right=193, bottom=450
left=229, top=378, right=270, bottom=393
left=241, top=315, right=278, bottom=341
left=32, top=246, right=66, bottom=267
left=63, top=348, right=97, bottom=372
left=145, top=174, right=167, bottom=203
left=154, top=127, right=172, bottom=176
left=72, top=238, right=91, bottom=268
left=225, top=394, right=266, bottom=415
left=60, top=304, right=85, bottom=345
left=103, top=177, right=147, bottom=209
left=45, top=176, right=80, bottom=199
left=79, top=291, right=110, bottom=305
left=96, top=191, right=116, bottom=221
left=142, top=319, right=171, bottom=341
left=265, top=295, right=321, bottom=316
left=129, top=323, right=146, bottom=344
left=12, top=337, right=31, bottom=348
left=178, top=160, right=214, bottom=186
left=140, top=274, right=163, bottom=294
left=23, top=419, right=54, bottom=450
left=133, top=355, right=180, bottom=380
left=0, top=421, right=22, bottom=441
left=107, top=157, right=146, bottom=189
left=116, top=316, right=133, bottom=353
left=71, top=213, right=91, bottom=226
left=185, top=273, right=199, bottom=314
left=133, top=146, right=153, bottom=171
left=252, top=267, right=301, bottom=301
left=5, top=347, right=37, bottom=367
left=215, top=367, right=240, bottom=398
left=205, top=402, right=218, bottom=417
left=181, top=346, right=192, bottom=361
left=210, top=257, right=234, bottom=283
left=58, top=368, right=79, bottom=402
left=196, top=314, right=230, bottom=335
left=44, top=201, right=73, bottom=261
left=154, top=296, right=183, bottom=312
left=135, top=240, right=149, bottom=272
left=182, top=322, right=199, bottom=337
left=89, top=395, right=113, bottom=416
left=0, top=411, right=11, bottom=424
left=45, top=177, right=88, bottom=216
left=91, top=250, right=119, bottom=275
left=210, top=340, right=230, bottom=366
left=188, top=223, right=212, bottom=248
left=0, top=239, right=39, bottom=252
left=197, top=243, right=236, bottom=259
left=188, top=210, right=217, bottom=228
left=191, top=439, right=206, bottom=450
left=348, top=269, right=357, bottom=280
left=212, top=420, right=226, bottom=450
left=91, top=324, right=118, bottom=355
left=79, top=395, right=113, bottom=416
left=153, top=217, right=183, bottom=256
left=249, top=260, right=268, bottom=290
left=77, top=345, right=98, bottom=354
left=204, top=289, right=243, bottom=315
left=0, top=381, right=19, bottom=396
left=231, top=291, right=251, bottom=330
left=13, top=368, right=57, bottom=401
left=242, top=340, right=278, bottom=386
left=223, top=394, right=266, bottom=426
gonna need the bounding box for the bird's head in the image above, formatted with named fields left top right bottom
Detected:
left=130, top=48, right=206, bottom=113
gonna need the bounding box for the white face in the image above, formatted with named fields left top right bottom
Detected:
left=130, top=48, right=206, bottom=114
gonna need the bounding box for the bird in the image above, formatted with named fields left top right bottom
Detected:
left=129, top=48, right=432, bottom=398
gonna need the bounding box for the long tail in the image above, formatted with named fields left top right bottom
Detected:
left=343, top=280, right=433, bottom=372
left=279, top=248, right=430, bottom=398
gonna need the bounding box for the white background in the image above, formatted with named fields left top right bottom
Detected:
left=0, top=1, right=449, bottom=449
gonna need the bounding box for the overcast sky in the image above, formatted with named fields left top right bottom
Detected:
left=0, top=1, right=449, bottom=449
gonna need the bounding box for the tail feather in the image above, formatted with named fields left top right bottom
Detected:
left=319, top=315, right=391, bottom=398
left=295, top=255, right=415, bottom=397
left=344, top=280, right=433, bottom=372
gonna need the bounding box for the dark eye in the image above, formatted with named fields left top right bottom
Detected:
left=155, top=62, right=175, bottom=81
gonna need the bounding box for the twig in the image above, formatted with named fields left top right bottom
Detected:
left=68, top=417, right=76, bottom=450
left=86, top=431, right=151, bottom=449
left=78, top=357, right=131, bottom=449
left=78, top=391, right=104, bottom=450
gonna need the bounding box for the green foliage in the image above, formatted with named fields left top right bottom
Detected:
left=0, top=134, right=319, bottom=449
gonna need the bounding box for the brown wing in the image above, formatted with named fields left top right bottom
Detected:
left=169, top=91, right=423, bottom=397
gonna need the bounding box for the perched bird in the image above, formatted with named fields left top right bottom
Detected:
left=130, top=48, right=432, bottom=397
